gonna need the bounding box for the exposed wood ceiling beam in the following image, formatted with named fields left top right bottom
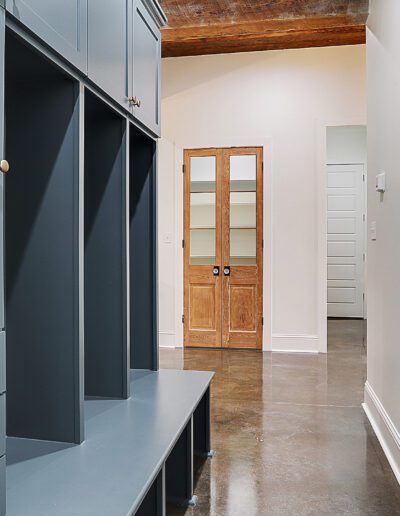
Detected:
left=162, top=15, right=367, bottom=58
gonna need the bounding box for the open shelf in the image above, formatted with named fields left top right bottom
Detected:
left=84, top=90, right=129, bottom=399
left=129, top=125, right=158, bottom=371
left=4, top=32, right=83, bottom=443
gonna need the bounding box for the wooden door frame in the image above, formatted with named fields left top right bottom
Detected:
left=183, top=146, right=264, bottom=350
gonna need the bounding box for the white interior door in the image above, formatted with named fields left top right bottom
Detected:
left=327, top=164, right=365, bottom=318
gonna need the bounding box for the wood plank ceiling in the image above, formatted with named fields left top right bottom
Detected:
left=160, top=0, right=369, bottom=57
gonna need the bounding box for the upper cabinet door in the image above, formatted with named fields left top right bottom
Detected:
left=0, top=8, right=5, bottom=333
left=6, top=0, right=88, bottom=72
left=131, top=0, right=161, bottom=136
left=88, top=0, right=129, bottom=109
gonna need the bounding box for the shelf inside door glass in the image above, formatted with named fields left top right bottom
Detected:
left=190, top=156, right=217, bottom=265
left=230, top=155, right=257, bottom=265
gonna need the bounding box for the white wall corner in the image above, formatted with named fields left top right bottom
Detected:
left=271, top=334, right=319, bottom=353
left=363, top=381, right=400, bottom=485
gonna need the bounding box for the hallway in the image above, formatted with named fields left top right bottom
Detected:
left=160, top=320, right=400, bottom=515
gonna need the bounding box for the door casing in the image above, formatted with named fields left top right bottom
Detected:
left=184, top=147, right=263, bottom=350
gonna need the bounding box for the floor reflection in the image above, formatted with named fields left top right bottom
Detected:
left=161, top=320, right=400, bottom=515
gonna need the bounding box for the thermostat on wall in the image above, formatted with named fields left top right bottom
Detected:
left=376, top=172, right=386, bottom=193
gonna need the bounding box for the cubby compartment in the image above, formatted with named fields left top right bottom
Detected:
left=84, top=91, right=129, bottom=399
left=129, top=125, right=158, bottom=370
left=4, top=32, right=83, bottom=444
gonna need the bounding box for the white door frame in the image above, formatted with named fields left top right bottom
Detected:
left=316, top=117, right=367, bottom=353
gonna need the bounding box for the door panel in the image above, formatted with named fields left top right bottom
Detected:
left=222, top=148, right=263, bottom=349
left=88, top=0, right=128, bottom=107
left=0, top=11, right=5, bottom=516
left=184, top=147, right=263, bottom=350
left=327, top=164, right=364, bottom=318
left=131, top=0, right=160, bottom=135
left=0, top=9, right=4, bottom=332
left=184, top=149, right=222, bottom=348
left=6, top=0, right=88, bottom=72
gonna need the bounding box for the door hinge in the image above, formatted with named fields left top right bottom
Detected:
left=363, top=214, right=366, bottom=222
left=182, top=164, right=185, bottom=174
left=182, top=315, right=185, bottom=324
left=363, top=253, right=366, bottom=262
left=262, top=239, right=264, bottom=249
left=182, top=239, right=185, bottom=249
left=262, top=161, right=264, bottom=173
left=261, top=317, right=264, bottom=326
left=363, top=174, right=366, bottom=182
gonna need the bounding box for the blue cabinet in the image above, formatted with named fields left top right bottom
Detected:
left=6, top=0, right=88, bottom=72
left=0, top=10, right=3, bottom=334
left=130, top=0, right=162, bottom=135
left=0, top=11, right=5, bottom=516
left=88, top=0, right=129, bottom=109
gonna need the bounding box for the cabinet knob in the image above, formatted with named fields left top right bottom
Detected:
left=128, top=96, right=141, bottom=108
left=0, top=160, right=9, bottom=174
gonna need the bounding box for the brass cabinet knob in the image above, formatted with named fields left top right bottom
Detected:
left=128, top=96, right=141, bottom=108
left=0, top=160, right=9, bottom=174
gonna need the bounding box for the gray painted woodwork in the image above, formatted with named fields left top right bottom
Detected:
left=84, top=90, right=129, bottom=399
left=166, top=417, right=194, bottom=506
left=193, top=386, right=212, bottom=456
left=6, top=369, right=214, bottom=516
left=0, top=14, right=5, bottom=516
left=5, top=33, right=83, bottom=444
left=88, top=0, right=129, bottom=109
left=0, top=395, right=4, bottom=457
left=0, top=334, right=5, bottom=395
left=0, top=11, right=4, bottom=333
left=0, top=456, right=4, bottom=516
left=131, top=0, right=161, bottom=136
left=6, top=0, right=88, bottom=72
left=136, top=466, right=165, bottom=516
left=130, top=126, right=158, bottom=370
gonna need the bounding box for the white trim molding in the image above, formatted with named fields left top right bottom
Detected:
left=363, top=381, right=400, bottom=485
left=271, top=334, right=319, bottom=353
left=159, top=332, right=176, bottom=348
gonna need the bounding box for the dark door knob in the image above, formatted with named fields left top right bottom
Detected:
left=223, top=267, right=230, bottom=276
left=213, top=266, right=220, bottom=276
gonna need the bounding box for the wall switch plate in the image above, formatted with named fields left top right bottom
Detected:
left=163, top=232, right=172, bottom=244
left=370, top=221, right=377, bottom=241
left=376, top=172, right=386, bottom=193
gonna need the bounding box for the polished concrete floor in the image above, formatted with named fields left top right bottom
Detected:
left=160, top=320, right=400, bottom=515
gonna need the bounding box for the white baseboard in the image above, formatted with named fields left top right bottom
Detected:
left=271, top=334, right=319, bottom=353
left=159, top=332, right=176, bottom=348
left=363, top=381, right=400, bottom=485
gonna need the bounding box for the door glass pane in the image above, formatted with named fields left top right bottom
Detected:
left=190, top=156, right=216, bottom=264
left=230, top=155, right=257, bottom=265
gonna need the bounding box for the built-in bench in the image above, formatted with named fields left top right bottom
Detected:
left=6, top=369, right=214, bottom=515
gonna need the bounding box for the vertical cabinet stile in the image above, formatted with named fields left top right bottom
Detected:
left=0, top=6, right=5, bottom=515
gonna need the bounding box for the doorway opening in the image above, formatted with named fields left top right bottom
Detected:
left=326, top=126, right=367, bottom=350
left=183, top=147, right=263, bottom=350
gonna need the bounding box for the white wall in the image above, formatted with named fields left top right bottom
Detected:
left=363, top=0, right=400, bottom=484
left=327, top=126, right=367, bottom=164
left=159, top=44, right=366, bottom=351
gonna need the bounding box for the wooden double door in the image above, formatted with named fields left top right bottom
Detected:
left=184, top=147, right=263, bottom=349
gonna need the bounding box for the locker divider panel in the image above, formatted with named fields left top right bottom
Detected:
left=84, top=90, right=129, bottom=399
left=129, top=125, right=158, bottom=370
left=4, top=32, right=83, bottom=443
